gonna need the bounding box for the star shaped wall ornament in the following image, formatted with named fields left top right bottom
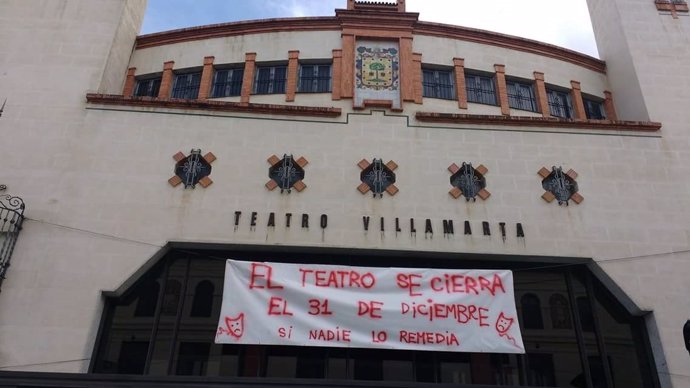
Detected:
left=538, top=166, right=583, bottom=206
left=266, top=154, right=308, bottom=193
left=448, top=162, right=490, bottom=201
left=357, top=158, right=398, bottom=198
left=168, top=149, right=216, bottom=189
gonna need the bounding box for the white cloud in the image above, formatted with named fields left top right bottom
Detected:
left=406, top=0, right=598, bottom=57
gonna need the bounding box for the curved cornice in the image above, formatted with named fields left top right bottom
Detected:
left=135, top=16, right=605, bottom=73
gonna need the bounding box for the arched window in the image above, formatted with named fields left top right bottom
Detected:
left=549, top=293, right=572, bottom=329
left=190, top=280, right=214, bottom=317
left=521, top=293, right=544, bottom=329
left=134, top=280, right=159, bottom=317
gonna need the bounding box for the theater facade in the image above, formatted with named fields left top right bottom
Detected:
left=0, top=0, right=688, bottom=387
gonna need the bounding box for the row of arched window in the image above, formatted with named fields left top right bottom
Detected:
left=520, top=293, right=594, bottom=331
left=134, top=280, right=216, bottom=318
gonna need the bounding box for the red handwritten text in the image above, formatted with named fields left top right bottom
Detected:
left=399, top=330, right=460, bottom=346
left=249, top=263, right=283, bottom=289
left=299, top=268, right=376, bottom=288
left=401, top=300, right=489, bottom=326
left=308, top=327, right=351, bottom=343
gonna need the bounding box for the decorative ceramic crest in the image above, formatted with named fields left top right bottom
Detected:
left=357, top=158, right=398, bottom=198
left=538, top=166, right=583, bottom=206
left=168, top=149, right=216, bottom=189
left=448, top=162, right=490, bottom=201
left=266, top=154, right=308, bottom=193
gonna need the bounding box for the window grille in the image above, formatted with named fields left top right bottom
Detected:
left=254, top=66, right=287, bottom=94
left=134, top=78, right=161, bottom=97
left=466, top=74, right=497, bottom=105
left=506, top=81, right=537, bottom=112
left=299, top=64, right=331, bottom=93
left=422, top=68, right=454, bottom=100
left=546, top=88, right=574, bottom=118
left=211, top=68, right=243, bottom=98
left=171, top=72, right=202, bottom=99
left=583, top=98, right=606, bottom=120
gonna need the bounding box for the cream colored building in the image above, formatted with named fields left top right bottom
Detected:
left=0, top=0, right=688, bottom=387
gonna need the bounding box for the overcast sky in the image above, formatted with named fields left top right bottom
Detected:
left=141, top=0, right=599, bottom=58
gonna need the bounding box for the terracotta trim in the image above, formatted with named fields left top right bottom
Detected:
left=341, top=34, right=355, bottom=99
left=412, top=53, right=423, bottom=104
left=240, top=53, right=256, bottom=105
left=134, top=18, right=605, bottom=74
left=570, top=80, right=586, bottom=120
left=332, top=49, right=343, bottom=100
left=158, top=61, right=175, bottom=98
left=453, top=58, right=467, bottom=109
left=123, top=67, right=137, bottom=97
left=400, top=37, right=414, bottom=103
left=197, top=56, right=215, bottom=100
left=533, top=71, right=549, bottom=117
left=286, top=50, right=300, bottom=102
left=414, top=21, right=605, bottom=73
left=415, top=111, right=661, bottom=132
left=86, top=94, right=342, bottom=118
left=603, top=90, right=618, bottom=121
left=494, top=64, right=510, bottom=116
left=136, top=17, right=342, bottom=49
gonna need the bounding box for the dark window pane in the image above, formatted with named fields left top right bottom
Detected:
left=422, top=68, right=454, bottom=100
left=526, top=353, right=556, bottom=386
left=438, top=352, right=471, bottom=383
left=272, top=66, right=287, bottom=94
left=190, top=280, right=214, bottom=317
left=175, top=342, right=210, bottom=376
left=255, top=68, right=271, bottom=94
left=547, top=89, right=573, bottom=118
left=117, top=341, right=149, bottom=374
left=134, top=78, right=161, bottom=97
left=466, top=74, right=496, bottom=105
left=521, top=293, right=544, bottom=329
left=584, top=98, right=606, bottom=119
left=134, top=280, right=159, bottom=317
left=507, top=81, right=537, bottom=112
left=171, top=72, right=201, bottom=99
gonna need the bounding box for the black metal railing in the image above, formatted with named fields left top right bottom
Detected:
left=0, top=193, right=25, bottom=292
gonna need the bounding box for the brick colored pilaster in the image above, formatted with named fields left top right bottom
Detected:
left=332, top=49, right=342, bottom=100
left=533, top=71, right=549, bottom=117
left=286, top=50, right=300, bottom=102
left=453, top=58, right=467, bottom=109
left=197, top=56, right=215, bottom=100
left=397, top=0, right=406, bottom=12
left=341, top=34, right=355, bottom=99
left=412, top=53, right=422, bottom=104
left=123, top=67, right=136, bottom=97
left=400, top=37, right=414, bottom=102
left=604, top=90, right=618, bottom=121
left=570, top=80, right=586, bottom=120
left=494, top=64, right=510, bottom=116
left=158, top=61, right=175, bottom=99
left=240, top=53, right=256, bottom=105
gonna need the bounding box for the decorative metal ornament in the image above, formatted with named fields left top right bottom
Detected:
left=168, top=149, right=216, bottom=189
left=0, top=193, right=25, bottom=292
left=448, top=162, right=490, bottom=201
left=357, top=158, right=398, bottom=198
left=538, top=166, right=583, bottom=206
left=266, top=154, right=308, bottom=193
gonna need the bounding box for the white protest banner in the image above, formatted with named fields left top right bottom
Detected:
left=215, top=260, right=524, bottom=354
